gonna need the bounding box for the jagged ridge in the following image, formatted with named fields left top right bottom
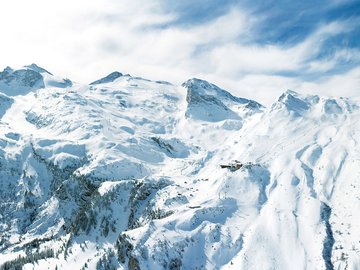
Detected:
left=0, top=64, right=359, bottom=270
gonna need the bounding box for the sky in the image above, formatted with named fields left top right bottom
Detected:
left=0, top=0, right=359, bottom=105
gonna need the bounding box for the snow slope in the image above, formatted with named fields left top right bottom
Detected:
left=0, top=65, right=359, bottom=270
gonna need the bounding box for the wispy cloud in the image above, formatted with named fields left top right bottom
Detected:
left=0, top=0, right=359, bottom=105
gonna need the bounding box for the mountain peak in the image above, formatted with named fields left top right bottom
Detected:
left=90, top=71, right=123, bottom=85
left=0, top=65, right=45, bottom=96
left=3, top=66, right=13, bottom=73
left=182, top=78, right=225, bottom=95
left=183, top=78, right=263, bottom=122
left=182, top=78, right=262, bottom=107
left=24, top=63, right=53, bottom=75
left=273, top=89, right=321, bottom=117
left=182, top=78, right=208, bottom=88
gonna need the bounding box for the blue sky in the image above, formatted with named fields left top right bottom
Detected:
left=0, top=0, right=359, bottom=104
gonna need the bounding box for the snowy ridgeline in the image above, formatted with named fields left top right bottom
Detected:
left=0, top=64, right=360, bottom=270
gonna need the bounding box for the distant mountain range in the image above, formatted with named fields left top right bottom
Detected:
left=0, top=64, right=359, bottom=270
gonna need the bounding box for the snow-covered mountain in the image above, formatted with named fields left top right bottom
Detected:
left=0, top=64, right=359, bottom=270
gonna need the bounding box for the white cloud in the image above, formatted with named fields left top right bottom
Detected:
left=297, top=67, right=360, bottom=98
left=0, top=1, right=359, bottom=105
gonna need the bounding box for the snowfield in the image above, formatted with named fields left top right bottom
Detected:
left=0, top=64, right=359, bottom=270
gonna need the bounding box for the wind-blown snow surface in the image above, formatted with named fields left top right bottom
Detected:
left=0, top=65, right=359, bottom=270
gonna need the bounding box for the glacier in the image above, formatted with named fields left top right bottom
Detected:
left=0, top=64, right=359, bottom=270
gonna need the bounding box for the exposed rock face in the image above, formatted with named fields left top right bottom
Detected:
left=183, top=78, right=262, bottom=122
left=0, top=66, right=45, bottom=96
left=25, top=63, right=53, bottom=75
left=0, top=68, right=43, bottom=88
left=90, top=71, right=123, bottom=85
left=0, top=93, right=13, bottom=118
